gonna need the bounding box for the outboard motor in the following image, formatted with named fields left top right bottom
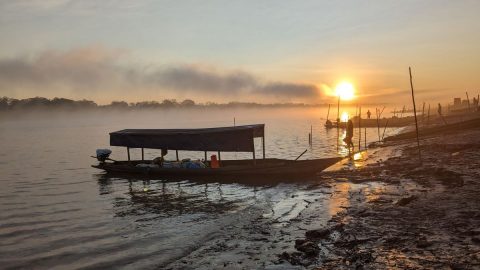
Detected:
left=96, top=149, right=112, bottom=162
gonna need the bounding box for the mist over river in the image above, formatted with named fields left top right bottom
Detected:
left=0, top=107, right=399, bottom=269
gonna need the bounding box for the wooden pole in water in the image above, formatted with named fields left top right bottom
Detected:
left=427, top=104, right=430, bottom=126
left=409, top=67, right=422, bottom=163
left=358, top=106, right=362, bottom=151
left=262, top=135, right=266, bottom=159
left=466, top=91, right=471, bottom=111
left=337, top=96, right=340, bottom=151
left=364, top=126, right=367, bottom=149
left=326, top=104, right=331, bottom=121
left=310, top=125, right=313, bottom=145
left=422, top=102, right=425, bottom=122
left=375, top=108, right=381, bottom=142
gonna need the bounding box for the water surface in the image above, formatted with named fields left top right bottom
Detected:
left=0, top=107, right=399, bottom=269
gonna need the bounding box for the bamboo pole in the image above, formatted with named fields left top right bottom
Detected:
left=427, top=104, right=430, bottom=126
left=375, top=108, right=381, bottom=142
left=262, top=135, right=265, bottom=159
left=326, top=104, right=331, bottom=121
left=337, top=96, right=340, bottom=151
left=358, top=107, right=362, bottom=151
left=409, top=67, right=422, bottom=163
left=422, top=102, right=425, bottom=122
left=364, top=127, right=367, bottom=149
left=466, top=91, right=471, bottom=111
left=310, top=125, right=313, bottom=145
left=381, top=119, right=390, bottom=140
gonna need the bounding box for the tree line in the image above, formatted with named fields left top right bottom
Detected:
left=0, top=96, right=317, bottom=111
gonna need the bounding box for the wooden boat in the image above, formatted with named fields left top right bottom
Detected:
left=93, top=157, right=341, bottom=183
left=324, top=116, right=416, bottom=129
left=92, top=124, right=341, bottom=182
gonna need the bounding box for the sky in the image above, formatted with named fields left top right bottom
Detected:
left=0, top=0, right=479, bottom=105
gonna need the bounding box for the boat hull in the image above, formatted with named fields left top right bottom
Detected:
left=92, top=157, right=341, bottom=183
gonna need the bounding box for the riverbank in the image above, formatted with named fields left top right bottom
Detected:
left=282, top=119, right=480, bottom=269
left=164, top=118, right=480, bottom=269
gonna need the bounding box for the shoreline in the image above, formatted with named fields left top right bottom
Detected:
left=164, top=118, right=480, bottom=269
left=280, top=119, right=480, bottom=269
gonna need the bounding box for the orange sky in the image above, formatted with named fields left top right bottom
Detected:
left=0, top=1, right=479, bottom=106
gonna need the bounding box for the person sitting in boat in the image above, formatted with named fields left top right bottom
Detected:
left=152, top=149, right=168, bottom=166
left=343, top=119, right=354, bottom=154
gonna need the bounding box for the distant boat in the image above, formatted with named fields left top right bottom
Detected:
left=92, top=124, right=341, bottom=183
left=325, top=116, right=416, bottom=129
left=324, top=120, right=346, bottom=129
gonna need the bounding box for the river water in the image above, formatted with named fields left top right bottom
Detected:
left=0, top=107, right=399, bottom=269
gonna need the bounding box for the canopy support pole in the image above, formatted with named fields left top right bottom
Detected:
left=204, top=151, right=207, bottom=161
left=141, top=148, right=144, bottom=161
left=262, top=135, right=265, bottom=159
left=217, top=151, right=221, bottom=160
left=253, top=151, right=256, bottom=166
left=176, top=150, right=179, bottom=161
left=127, top=147, right=131, bottom=161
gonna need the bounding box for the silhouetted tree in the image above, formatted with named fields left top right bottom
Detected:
left=181, top=99, right=195, bottom=107
left=161, top=99, right=178, bottom=108
left=109, top=101, right=129, bottom=109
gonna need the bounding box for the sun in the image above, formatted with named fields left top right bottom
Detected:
left=335, top=82, right=355, bottom=100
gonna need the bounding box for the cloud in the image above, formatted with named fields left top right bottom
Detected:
left=258, top=82, right=319, bottom=98
left=0, top=46, right=321, bottom=102
left=148, top=66, right=257, bottom=94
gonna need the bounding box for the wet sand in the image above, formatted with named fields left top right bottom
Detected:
left=166, top=120, right=480, bottom=269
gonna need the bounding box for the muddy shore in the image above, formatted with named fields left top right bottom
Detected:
left=165, top=121, right=480, bottom=269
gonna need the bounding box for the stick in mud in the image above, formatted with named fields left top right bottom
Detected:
left=409, top=67, right=422, bottom=163
left=375, top=106, right=386, bottom=142
left=381, top=119, right=389, bottom=140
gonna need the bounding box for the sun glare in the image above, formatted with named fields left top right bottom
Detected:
left=335, top=82, right=355, bottom=100
left=341, top=111, right=349, bottom=122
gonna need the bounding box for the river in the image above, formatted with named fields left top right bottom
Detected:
left=0, top=107, right=399, bottom=269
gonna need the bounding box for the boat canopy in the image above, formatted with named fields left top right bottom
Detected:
left=110, top=124, right=265, bottom=152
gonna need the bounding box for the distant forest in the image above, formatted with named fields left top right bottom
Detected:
left=0, top=97, right=322, bottom=111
